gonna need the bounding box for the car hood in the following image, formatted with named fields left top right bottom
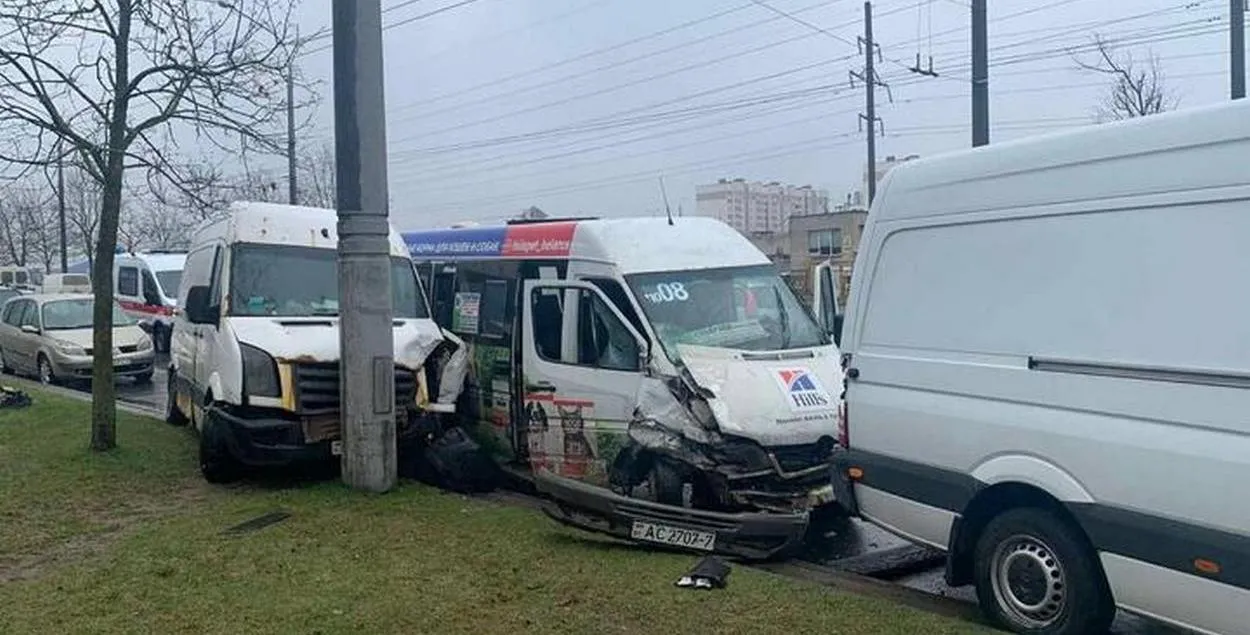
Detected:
left=227, top=316, right=445, bottom=369
left=674, top=343, right=844, bottom=447
left=48, top=325, right=147, bottom=349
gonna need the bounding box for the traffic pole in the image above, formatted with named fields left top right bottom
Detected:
left=331, top=0, right=396, bottom=492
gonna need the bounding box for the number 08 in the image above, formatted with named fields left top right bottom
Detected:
left=655, top=282, right=689, bottom=302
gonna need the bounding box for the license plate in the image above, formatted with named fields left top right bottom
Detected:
left=330, top=440, right=342, bottom=456
left=630, top=521, right=716, bottom=551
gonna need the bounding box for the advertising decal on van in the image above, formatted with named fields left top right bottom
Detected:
left=405, top=222, right=576, bottom=259
left=774, top=368, right=833, bottom=411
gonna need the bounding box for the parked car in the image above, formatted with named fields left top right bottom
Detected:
left=0, top=294, right=155, bottom=385
left=41, top=273, right=92, bottom=295
left=831, top=99, right=1250, bottom=635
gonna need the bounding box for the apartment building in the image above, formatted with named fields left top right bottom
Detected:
left=695, top=178, right=828, bottom=234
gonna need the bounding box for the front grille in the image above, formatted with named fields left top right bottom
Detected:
left=291, top=362, right=417, bottom=417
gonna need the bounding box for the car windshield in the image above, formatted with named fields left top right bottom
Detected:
left=627, top=265, right=828, bottom=362
left=228, top=243, right=429, bottom=318
left=155, top=270, right=181, bottom=298
left=42, top=299, right=136, bottom=330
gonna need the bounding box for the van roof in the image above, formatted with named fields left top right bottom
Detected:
left=119, top=252, right=186, bottom=272
left=193, top=201, right=409, bottom=258
left=874, top=99, right=1250, bottom=222
left=402, top=216, right=770, bottom=274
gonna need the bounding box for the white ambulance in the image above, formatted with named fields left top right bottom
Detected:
left=68, top=250, right=186, bottom=352
left=406, top=216, right=845, bottom=559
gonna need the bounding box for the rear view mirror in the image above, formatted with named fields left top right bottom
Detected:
left=184, top=286, right=217, bottom=325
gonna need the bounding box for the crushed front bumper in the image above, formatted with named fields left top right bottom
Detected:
left=535, top=469, right=810, bottom=561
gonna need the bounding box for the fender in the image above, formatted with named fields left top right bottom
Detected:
left=970, top=453, right=1094, bottom=504
left=207, top=371, right=227, bottom=406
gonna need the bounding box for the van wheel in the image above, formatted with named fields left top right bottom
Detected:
left=165, top=373, right=188, bottom=427
left=199, top=417, right=241, bottom=484
left=974, top=508, right=1114, bottom=635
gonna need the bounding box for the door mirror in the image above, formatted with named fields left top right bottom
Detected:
left=184, top=285, right=217, bottom=325
left=20, top=324, right=39, bottom=335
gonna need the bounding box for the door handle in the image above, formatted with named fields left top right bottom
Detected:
left=526, top=381, right=556, bottom=393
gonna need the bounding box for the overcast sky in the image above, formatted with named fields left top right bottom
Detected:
left=287, top=0, right=1239, bottom=228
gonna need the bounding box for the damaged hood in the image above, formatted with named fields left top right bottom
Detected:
left=674, top=343, right=844, bottom=447
left=228, top=316, right=444, bottom=369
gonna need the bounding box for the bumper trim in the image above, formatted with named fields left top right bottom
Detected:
left=534, top=469, right=809, bottom=561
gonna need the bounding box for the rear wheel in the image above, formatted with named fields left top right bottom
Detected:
left=165, top=372, right=188, bottom=426
left=973, top=507, right=1115, bottom=635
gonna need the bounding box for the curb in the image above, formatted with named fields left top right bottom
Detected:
left=2, top=374, right=162, bottom=419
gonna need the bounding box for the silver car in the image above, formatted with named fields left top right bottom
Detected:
left=0, top=294, right=155, bottom=385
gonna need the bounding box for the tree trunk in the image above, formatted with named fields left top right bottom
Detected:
left=90, top=0, right=133, bottom=453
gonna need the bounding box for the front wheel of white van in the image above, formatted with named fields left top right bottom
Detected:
left=974, top=508, right=1114, bottom=635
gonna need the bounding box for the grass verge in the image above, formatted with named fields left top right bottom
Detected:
left=0, top=389, right=988, bottom=634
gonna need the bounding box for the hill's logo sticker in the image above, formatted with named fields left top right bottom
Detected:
left=774, top=368, right=832, bottom=412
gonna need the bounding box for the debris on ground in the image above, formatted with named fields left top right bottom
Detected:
left=223, top=510, right=292, bottom=535
left=675, top=555, right=732, bottom=590
left=402, top=426, right=500, bottom=494
left=0, top=386, right=31, bottom=410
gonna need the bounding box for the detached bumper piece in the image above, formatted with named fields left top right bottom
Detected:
left=535, top=469, right=809, bottom=561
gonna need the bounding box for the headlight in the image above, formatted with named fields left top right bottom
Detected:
left=240, top=343, right=280, bottom=398
left=53, top=340, right=86, bottom=356
left=137, top=335, right=153, bottom=351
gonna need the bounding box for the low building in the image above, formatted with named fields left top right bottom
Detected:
left=786, top=209, right=869, bottom=304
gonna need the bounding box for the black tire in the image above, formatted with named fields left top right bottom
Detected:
left=973, top=507, right=1115, bottom=635
left=199, top=416, right=241, bottom=484
left=165, top=372, right=188, bottom=426
left=650, top=459, right=686, bottom=506
left=37, top=354, right=56, bottom=386
left=158, top=326, right=172, bottom=354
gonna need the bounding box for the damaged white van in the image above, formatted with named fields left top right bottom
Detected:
left=406, top=216, right=844, bottom=558
left=167, top=202, right=454, bottom=483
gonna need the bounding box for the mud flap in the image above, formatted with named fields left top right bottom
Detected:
left=534, top=469, right=809, bottom=561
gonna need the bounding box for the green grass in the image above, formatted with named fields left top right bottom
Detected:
left=0, top=390, right=985, bottom=634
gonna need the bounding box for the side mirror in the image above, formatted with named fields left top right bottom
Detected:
left=184, top=285, right=217, bottom=325
left=20, top=324, right=39, bottom=335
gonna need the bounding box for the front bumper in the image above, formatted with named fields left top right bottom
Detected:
left=53, top=351, right=155, bottom=378
left=536, top=469, right=810, bottom=561
left=207, top=405, right=424, bottom=467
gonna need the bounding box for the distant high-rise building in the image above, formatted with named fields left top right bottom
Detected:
left=695, top=178, right=829, bottom=234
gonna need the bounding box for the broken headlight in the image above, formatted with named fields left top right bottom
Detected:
left=240, top=342, right=280, bottom=398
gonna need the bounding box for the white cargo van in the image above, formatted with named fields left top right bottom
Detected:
left=167, top=202, right=451, bottom=483
left=406, top=217, right=844, bottom=559
left=68, top=250, right=186, bottom=352
left=831, top=100, right=1250, bottom=634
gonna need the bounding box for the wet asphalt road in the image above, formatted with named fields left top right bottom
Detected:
left=87, top=357, right=1184, bottom=634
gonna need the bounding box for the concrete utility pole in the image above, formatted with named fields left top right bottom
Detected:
left=287, top=70, right=298, bottom=203
left=56, top=138, right=67, bottom=272
left=971, top=0, right=988, bottom=146
left=1233, top=0, right=1246, bottom=99
left=851, top=2, right=884, bottom=205
left=332, top=0, right=396, bottom=493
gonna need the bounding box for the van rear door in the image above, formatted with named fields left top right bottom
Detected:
left=520, top=279, right=646, bottom=484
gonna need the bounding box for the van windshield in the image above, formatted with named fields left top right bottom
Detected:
left=155, top=271, right=181, bottom=298
left=228, top=243, right=428, bottom=318
left=626, top=265, right=828, bottom=362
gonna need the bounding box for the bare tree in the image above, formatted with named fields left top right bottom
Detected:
left=1077, top=35, right=1179, bottom=121
left=0, top=1, right=308, bottom=450
left=65, top=167, right=101, bottom=273
left=297, top=141, right=336, bottom=209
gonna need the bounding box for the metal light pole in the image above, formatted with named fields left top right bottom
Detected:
left=1233, top=0, right=1246, bottom=99
left=332, top=0, right=396, bottom=492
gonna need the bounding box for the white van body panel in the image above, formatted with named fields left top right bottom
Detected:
left=841, top=100, right=1250, bottom=635
left=228, top=317, right=444, bottom=371
left=567, top=217, right=771, bottom=274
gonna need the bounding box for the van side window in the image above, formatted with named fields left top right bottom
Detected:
left=480, top=279, right=510, bottom=338
left=585, top=278, right=647, bottom=341
left=118, top=266, right=139, bottom=297
left=179, top=247, right=213, bottom=306
left=140, top=269, right=162, bottom=305
left=576, top=290, right=639, bottom=372
left=207, top=247, right=224, bottom=308
left=529, top=288, right=564, bottom=362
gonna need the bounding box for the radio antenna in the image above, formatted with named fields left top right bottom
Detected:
left=658, top=176, right=674, bottom=226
